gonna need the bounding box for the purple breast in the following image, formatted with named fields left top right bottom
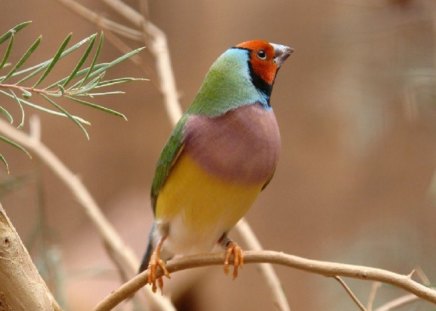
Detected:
left=183, top=103, right=281, bottom=184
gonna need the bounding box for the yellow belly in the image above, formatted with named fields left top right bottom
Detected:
left=156, top=152, right=263, bottom=235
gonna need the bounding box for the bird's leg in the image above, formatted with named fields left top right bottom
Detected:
left=147, top=235, right=170, bottom=293
left=218, top=233, right=244, bottom=279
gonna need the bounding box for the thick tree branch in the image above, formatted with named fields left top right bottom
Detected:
left=0, top=118, right=174, bottom=311
left=93, top=250, right=436, bottom=311
left=0, top=204, right=62, bottom=311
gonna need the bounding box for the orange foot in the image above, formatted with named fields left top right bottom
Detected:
left=147, top=238, right=170, bottom=293
left=224, top=241, right=244, bottom=279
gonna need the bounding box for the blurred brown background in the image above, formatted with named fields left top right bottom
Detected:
left=1, top=0, right=436, bottom=310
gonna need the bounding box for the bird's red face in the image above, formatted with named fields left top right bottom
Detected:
left=236, top=40, right=292, bottom=86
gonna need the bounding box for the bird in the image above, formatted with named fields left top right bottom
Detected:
left=139, top=39, right=293, bottom=292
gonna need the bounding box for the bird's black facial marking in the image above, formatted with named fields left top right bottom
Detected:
left=231, top=46, right=273, bottom=106
left=247, top=59, right=273, bottom=105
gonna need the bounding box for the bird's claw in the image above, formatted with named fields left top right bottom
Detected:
left=224, top=242, right=244, bottom=279
left=147, top=256, right=170, bottom=293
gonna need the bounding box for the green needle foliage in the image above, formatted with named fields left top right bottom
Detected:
left=0, top=21, right=146, bottom=173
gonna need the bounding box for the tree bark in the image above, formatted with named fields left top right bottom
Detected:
left=0, top=204, right=61, bottom=311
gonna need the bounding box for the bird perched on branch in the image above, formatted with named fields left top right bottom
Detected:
left=139, top=40, right=293, bottom=292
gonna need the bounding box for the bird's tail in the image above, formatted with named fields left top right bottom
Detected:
left=138, top=224, right=155, bottom=273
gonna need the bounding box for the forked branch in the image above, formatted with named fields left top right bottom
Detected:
left=93, top=250, right=436, bottom=311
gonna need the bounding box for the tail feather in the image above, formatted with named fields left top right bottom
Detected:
left=138, top=239, right=154, bottom=273
left=138, top=223, right=155, bottom=273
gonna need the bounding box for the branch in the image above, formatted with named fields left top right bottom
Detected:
left=367, top=282, right=382, bottom=311
left=55, top=0, right=183, bottom=126
left=236, top=219, right=291, bottom=311
left=334, top=276, right=366, bottom=311
left=374, top=294, right=418, bottom=311
left=0, top=118, right=174, bottom=311
left=93, top=250, right=436, bottom=311
left=0, top=25, right=142, bottom=140
left=101, top=0, right=183, bottom=126
left=370, top=267, right=430, bottom=310
left=0, top=203, right=62, bottom=310
left=0, top=119, right=136, bottom=274
left=55, top=0, right=143, bottom=41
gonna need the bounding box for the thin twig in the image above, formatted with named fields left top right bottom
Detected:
left=334, top=276, right=367, bottom=311
left=368, top=269, right=428, bottom=311
left=236, top=219, right=291, bottom=311
left=101, top=29, right=159, bottom=90
left=93, top=250, right=436, bottom=311
left=55, top=0, right=143, bottom=41
left=415, top=266, right=431, bottom=286
left=101, top=0, right=144, bottom=26
left=0, top=83, right=60, bottom=96
left=367, top=282, right=382, bottom=311
left=0, top=118, right=137, bottom=273
left=0, top=118, right=175, bottom=311
left=101, top=0, right=183, bottom=126
left=103, top=30, right=144, bottom=67
left=142, top=22, right=183, bottom=126
left=29, top=114, right=41, bottom=141
left=374, top=294, right=418, bottom=311
left=56, top=0, right=183, bottom=125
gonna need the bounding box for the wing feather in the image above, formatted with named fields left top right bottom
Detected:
left=150, top=115, right=189, bottom=213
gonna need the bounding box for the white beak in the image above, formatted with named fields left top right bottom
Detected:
left=271, top=43, right=294, bottom=67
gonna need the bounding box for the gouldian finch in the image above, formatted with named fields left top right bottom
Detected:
left=139, top=40, right=293, bottom=292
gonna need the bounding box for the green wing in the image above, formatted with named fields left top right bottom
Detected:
left=150, top=114, right=189, bottom=213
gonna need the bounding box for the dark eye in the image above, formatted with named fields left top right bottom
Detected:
left=257, top=50, right=267, bottom=60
